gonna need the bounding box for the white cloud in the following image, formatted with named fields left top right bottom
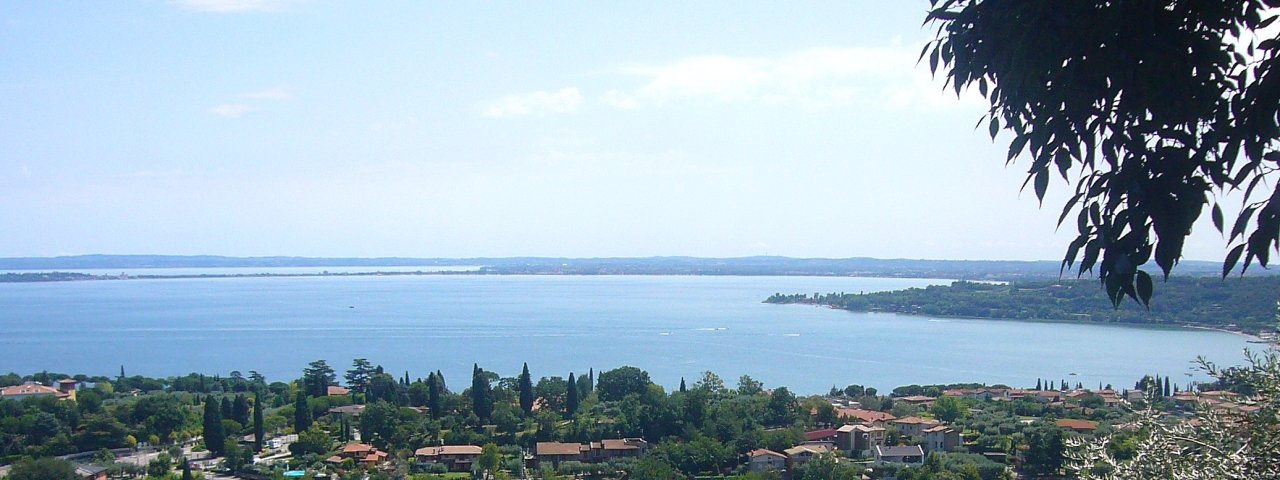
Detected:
left=208, top=103, right=255, bottom=118
left=176, top=0, right=288, bottom=13
left=481, top=88, right=583, bottom=118
left=240, top=87, right=293, bottom=101
left=601, top=47, right=983, bottom=110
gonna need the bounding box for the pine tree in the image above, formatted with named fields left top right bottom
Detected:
left=294, top=392, right=312, bottom=432
left=427, top=372, right=441, bottom=420
left=566, top=372, right=579, bottom=417
left=519, top=363, right=534, bottom=416
left=203, top=397, right=225, bottom=457
left=253, top=392, right=264, bottom=452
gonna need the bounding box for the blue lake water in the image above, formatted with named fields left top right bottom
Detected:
left=0, top=274, right=1253, bottom=394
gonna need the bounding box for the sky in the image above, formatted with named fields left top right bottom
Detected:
left=0, top=1, right=1243, bottom=261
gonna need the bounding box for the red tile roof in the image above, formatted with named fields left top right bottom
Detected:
left=748, top=448, right=785, bottom=459
left=836, top=408, right=896, bottom=423
left=804, top=429, right=838, bottom=441
left=1055, top=419, right=1098, bottom=432
left=0, top=383, right=64, bottom=397
left=536, top=442, right=585, bottom=456
left=416, top=445, right=483, bottom=456
left=342, top=443, right=375, bottom=454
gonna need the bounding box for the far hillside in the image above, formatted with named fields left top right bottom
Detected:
left=766, top=276, right=1280, bottom=335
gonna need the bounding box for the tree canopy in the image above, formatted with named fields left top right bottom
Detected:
left=925, top=0, right=1280, bottom=306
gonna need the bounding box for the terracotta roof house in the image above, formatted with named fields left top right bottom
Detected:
left=1007, top=389, right=1042, bottom=400
left=783, top=443, right=833, bottom=466
left=746, top=449, right=786, bottom=473
left=327, top=385, right=350, bottom=396
left=891, top=417, right=941, bottom=437
left=874, top=445, right=924, bottom=465
left=1035, top=391, right=1063, bottom=403
left=362, top=451, right=389, bottom=466
left=804, top=428, right=839, bottom=443
left=415, top=445, right=483, bottom=472
left=1055, top=419, right=1098, bottom=433
left=836, top=424, right=886, bottom=454
left=535, top=442, right=587, bottom=468
left=339, top=443, right=388, bottom=466
left=0, top=381, right=75, bottom=401
left=835, top=408, right=896, bottom=426
left=898, top=395, right=936, bottom=408
left=922, top=425, right=961, bottom=453
left=591, top=438, right=649, bottom=461
left=342, top=443, right=375, bottom=456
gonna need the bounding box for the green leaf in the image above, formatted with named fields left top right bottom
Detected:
left=1230, top=206, right=1256, bottom=241
left=1211, top=204, right=1224, bottom=233
left=1008, top=134, right=1029, bottom=162
left=1034, top=168, right=1049, bottom=204
left=1223, top=244, right=1245, bottom=277
left=989, top=116, right=1000, bottom=139
left=1135, top=270, right=1153, bottom=307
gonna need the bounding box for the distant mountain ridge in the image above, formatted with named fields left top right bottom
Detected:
left=0, top=254, right=1270, bottom=280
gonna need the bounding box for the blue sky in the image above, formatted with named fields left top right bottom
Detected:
left=0, top=1, right=1235, bottom=260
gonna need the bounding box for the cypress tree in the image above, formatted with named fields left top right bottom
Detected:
left=471, top=364, right=492, bottom=421
left=1164, top=376, right=1172, bottom=397
left=233, top=394, right=250, bottom=426
left=253, top=392, right=265, bottom=452
left=181, top=458, right=193, bottom=480
left=519, top=363, right=534, bottom=416
left=680, top=377, right=687, bottom=393
left=203, top=397, right=225, bottom=457
left=1036, top=379, right=1042, bottom=390
left=436, top=370, right=447, bottom=392
left=221, top=397, right=233, bottom=421
left=427, top=373, right=441, bottom=420
left=294, top=392, right=312, bottom=432
left=576, top=371, right=590, bottom=401
left=566, top=372, right=579, bottom=417
left=587, top=368, right=594, bottom=393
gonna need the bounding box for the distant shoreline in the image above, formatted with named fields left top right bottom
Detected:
left=777, top=300, right=1272, bottom=341
left=3, top=254, right=1270, bottom=281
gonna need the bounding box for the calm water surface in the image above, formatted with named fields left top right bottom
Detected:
left=0, top=275, right=1252, bottom=393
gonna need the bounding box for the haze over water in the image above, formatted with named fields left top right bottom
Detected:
left=0, top=274, right=1251, bottom=394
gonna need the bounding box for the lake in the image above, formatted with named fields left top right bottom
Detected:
left=0, top=274, right=1253, bottom=394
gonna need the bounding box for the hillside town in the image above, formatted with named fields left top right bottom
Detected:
left=1, top=360, right=1264, bottom=480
